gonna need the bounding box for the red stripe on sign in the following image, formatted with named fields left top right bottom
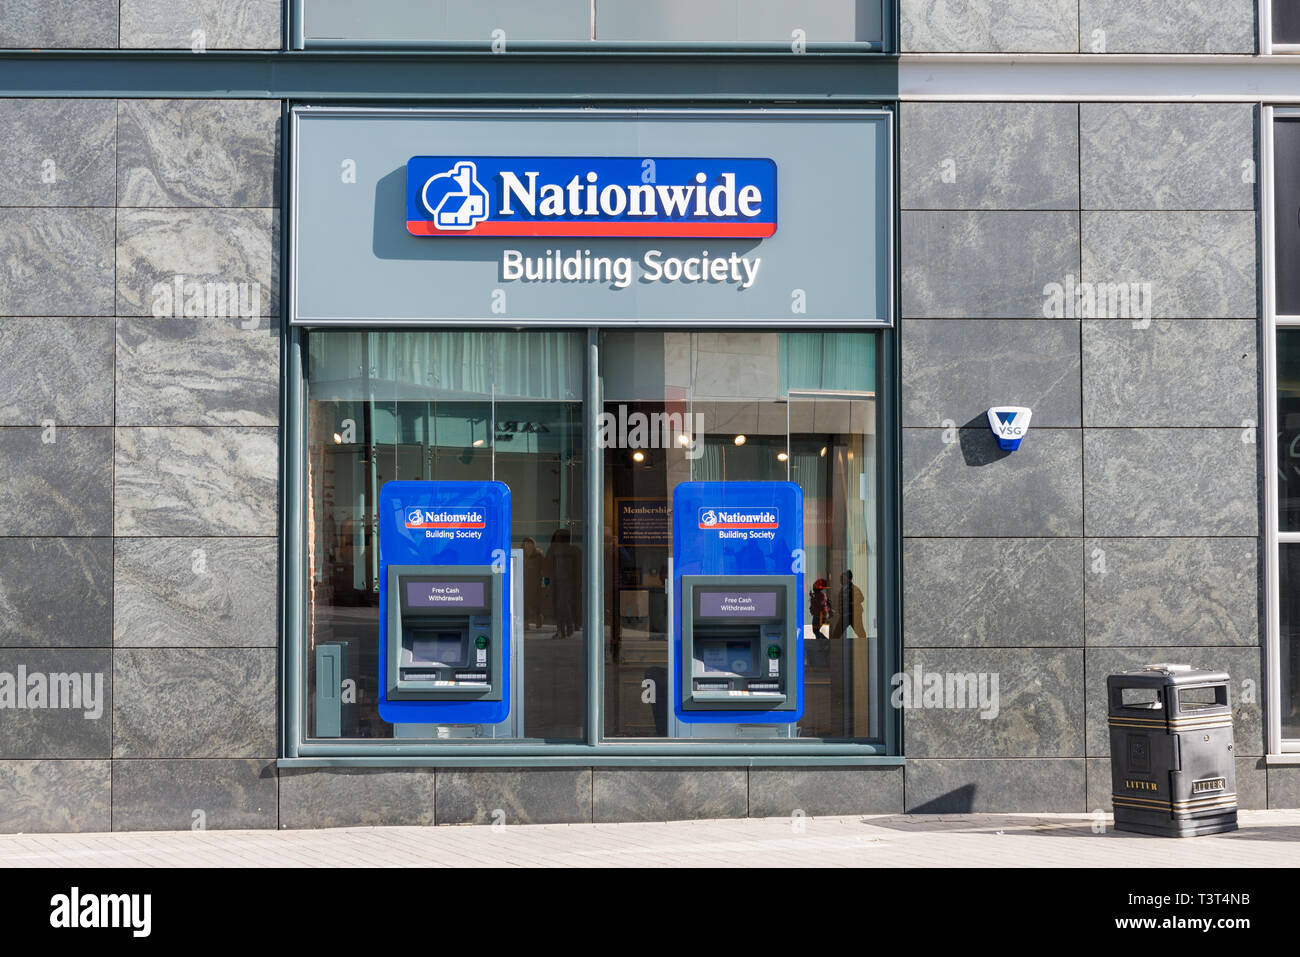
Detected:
left=407, top=522, right=486, bottom=529
left=406, top=221, right=775, bottom=238
left=702, top=522, right=780, bottom=529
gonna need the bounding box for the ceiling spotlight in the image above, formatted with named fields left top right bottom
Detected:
left=777, top=451, right=788, bottom=462
left=632, top=450, right=645, bottom=463
left=819, top=446, right=827, bottom=457
left=332, top=432, right=343, bottom=444
left=472, top=438, right=485, bottom=447
left=734, top=434, right=747, bottom=446
left=677, top=433, right=692, bottom=446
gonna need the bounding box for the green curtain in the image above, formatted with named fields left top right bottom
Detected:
left=308, top=330, right=583, bottom=401
left=781, top=332, right=875, bottom=395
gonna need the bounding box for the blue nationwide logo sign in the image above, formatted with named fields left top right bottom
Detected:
left=406, top=156, right=777, bottom=238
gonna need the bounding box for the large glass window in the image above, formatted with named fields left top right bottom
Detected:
left=1276, top=332, right=1300, bottom=739
left=600, top=331, right=882, bottom=741
left=304, top=330, right=586, bottom=740
left=1271, top=114, right=1300, bottom=749
left=299, top=327, right=885, bottom=748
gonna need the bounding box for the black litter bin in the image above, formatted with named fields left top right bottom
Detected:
left=1107, top=664, right=1238, bottom=837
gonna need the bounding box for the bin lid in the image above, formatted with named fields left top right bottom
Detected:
left=1107, top=665, right=1231, bottom=687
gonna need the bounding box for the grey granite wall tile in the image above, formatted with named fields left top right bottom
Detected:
left=0, top=0, right=118, bottom=47
left=904, top=538, right=1083, bottom=648
left=111, top=759, right=277, bottom=830
left=1085, top=538, right=1258, bottom=647
left=902, top=428, right=1083, bottom=537
left=1080, top=104, right=1256, bottom=211
left=1085, top=756, right=1111, bottom=812
left=748, top=766, right=904, bottom=817
left=1269, top=767, right=1300, bottom=809
left=1085, top=646, right=1264, bottom=756
left=112, top=648, right=277, bottom=758
left=0, top=760, right=110, bottom=833
left=0, top=539, right=112, bottom=648
left=115, top=208, right=277, bottom=317
left=1082, top=320, right=1257, bottom=428
left=0, top=318, right=114, bottom=426
left=902, top=319, right=1081, bottom=428
left=902, top=211, right=1080, bottom=318
left=120, top=0, right=283, bottom=50
left=905, top=758, right=1086, bottom=812
left=901, top=103, right=1079, bottom=210
left=902, top=648, right=1084, bottom=758
left=0, top=650, right=111, bottom=758
left=118, top=100, right=281, bottom=208
left=0, top=100, right=116, bottom=206
left=1236, top=756, right=1268, bottom=810
left=437, top=769, right=592, bottom=825
left=1079, top=0, right=1255, bottom=54
left=279, top=768, right=436, bottom=828
left=0, top=209, right=115, bottom=317
left=116, top=319, right=280, bottom=427
left=901, top=0, right=1078, bottom=52
left=1091, top=757, right=1266, bottom=814
left=114, top=427, right=279, bottom=537
left=1081, top=212, right=1257, bottom=319
left=1083, top=429, right=1257, bottom=537
left=114, top=538, right=277, bottom=648
left=592, top=768, right=746, bottom=822
left=0, top=428, right=113, bottom=537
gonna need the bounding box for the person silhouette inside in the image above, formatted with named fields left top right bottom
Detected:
left=830, top=569, right=866, bottom=640
left=521, top=537, right=543, bottom=630
left=544, top=528, right=583, bottom=639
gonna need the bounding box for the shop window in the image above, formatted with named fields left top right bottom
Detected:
left=299, top=327, right=886, bottom=748
left=304, top=330, right=587, bottom=741
left=1269, top=114, right=1300, bottom=748
left=600, top=331, right=882, bottom=741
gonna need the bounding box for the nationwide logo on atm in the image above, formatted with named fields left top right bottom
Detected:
left=404, top=507, right=486, bottom=529
left=405, top=156, right=778, bottom=238
left=698, top=507, right=779, bottom=530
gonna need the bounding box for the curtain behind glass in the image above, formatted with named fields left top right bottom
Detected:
left=783, top=332, right=876, bottom=394
left=308, top=331, right=583, bottom=401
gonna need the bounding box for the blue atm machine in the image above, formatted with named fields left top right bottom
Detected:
left=378, top=480, right=511, bottom=726
left=672, top=481, right=803, bottom=726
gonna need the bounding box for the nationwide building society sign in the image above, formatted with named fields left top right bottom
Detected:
left=405, top=156, right=775, bottom=290
left=290, top=108, right=891, bottom=325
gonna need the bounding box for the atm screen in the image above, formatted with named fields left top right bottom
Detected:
left=698, top=639, right=756, bottom=676
left=404, top=580, right=485, bottom=609
left=410, top=632, right=465, bottom=665
left=697, top=590, right=778, bottom=618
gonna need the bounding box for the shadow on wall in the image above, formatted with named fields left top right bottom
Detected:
left=909, top=784, right=977, bottom=814
left=958, top=416, right=1010, bottom=467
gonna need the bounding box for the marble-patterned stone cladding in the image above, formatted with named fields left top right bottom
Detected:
left=901, top=0, right=1256, bottom=53
left=899, top=99, right=1275, bottom=810
left=0, top=86, right=1290, bottom=827
left=0, top=98, right=281, bottom=831
left=0, top=0, right=282, bottom=49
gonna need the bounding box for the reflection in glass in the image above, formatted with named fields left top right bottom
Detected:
left=600, top=331, right=880, bottom=741
left=1279, top=331, right=1300, bottom=531
left=1281, top=545, right=1300, bottom=739
left=304, top=331, right=585, bottom=740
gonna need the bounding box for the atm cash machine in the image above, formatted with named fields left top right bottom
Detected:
left=672, top=481, right=803, bottom=727
left=378, top=480, right=511, bottom=726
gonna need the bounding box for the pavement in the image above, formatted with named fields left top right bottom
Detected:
left=0, top=810, right=1297, bottom=867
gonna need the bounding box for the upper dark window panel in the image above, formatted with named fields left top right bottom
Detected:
left=1276, top=0, right=1300, bottom=45
left=1275, top=119, right=1300, bottom=315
